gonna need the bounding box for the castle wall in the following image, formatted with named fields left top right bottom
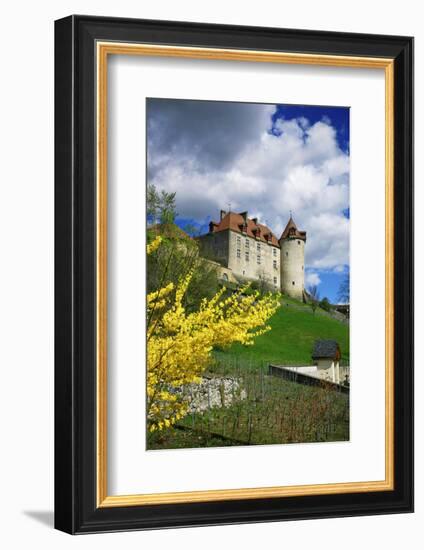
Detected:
left=280, top=237, right=305, bottom=299
left=227, top=230, right=280, bottom=290
left=201, top=258, right=238, bottom=284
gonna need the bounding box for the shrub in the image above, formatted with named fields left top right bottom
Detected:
left=146, top=236, right=281, bottom=431
left=319, top=297, right=332, bottom=312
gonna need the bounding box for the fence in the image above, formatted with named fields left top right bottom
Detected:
left=268, top=364, right=350, bottom=395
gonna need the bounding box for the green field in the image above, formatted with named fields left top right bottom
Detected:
left=214, top=295, right=349, bottom=369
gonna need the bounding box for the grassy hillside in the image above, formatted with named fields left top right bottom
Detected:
left=214, top=295, right=349, bottom=369
left=148, top=295, right=350, bottom=450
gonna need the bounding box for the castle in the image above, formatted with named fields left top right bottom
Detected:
left=197, top=210, right=307, bottom=299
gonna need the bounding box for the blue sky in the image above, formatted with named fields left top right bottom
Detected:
left=147, top=99, right=350, bottom=303
left=271, top=104, right=350, bottom=154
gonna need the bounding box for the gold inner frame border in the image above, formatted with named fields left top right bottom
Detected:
left=96, top=42, right=394, bottom=508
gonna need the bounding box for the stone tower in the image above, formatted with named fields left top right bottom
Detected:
left=279, top=216, right=307, bottom=300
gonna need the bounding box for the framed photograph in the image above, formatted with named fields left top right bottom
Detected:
left=54, top=15, right=413, bottom=534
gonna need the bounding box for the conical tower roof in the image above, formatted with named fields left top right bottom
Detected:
left=279, top=215, right=307, bottom=241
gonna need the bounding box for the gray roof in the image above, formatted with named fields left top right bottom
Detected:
left=312, top=340, right=340, bottom=360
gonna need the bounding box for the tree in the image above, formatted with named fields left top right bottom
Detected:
left=308, top=285, right=320, bottom=315
left=146, top=236, right=281, bottom=431
left=147, top=183, right=177, bottom=225
left=147, top=226, right=220, bottom=312
left=337, top=273, right=350, bottom=304
left=319, top=297, right=332, bottom=312
left=247, top=270, right=275, bottom=296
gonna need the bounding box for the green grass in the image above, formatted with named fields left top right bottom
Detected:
left=214, top=295, right=349, bottom=368
left=148, top=426, right=238, bottom=450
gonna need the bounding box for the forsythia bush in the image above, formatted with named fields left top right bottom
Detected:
left=146, top=236, right=281, bottom=431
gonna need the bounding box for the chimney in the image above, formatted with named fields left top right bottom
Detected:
left=252, top=217, right=258, bottom=225
left=220, top=210, right=227, bottom=220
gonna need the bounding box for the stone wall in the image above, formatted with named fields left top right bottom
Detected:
left=197, top=230, right=230, bottom=267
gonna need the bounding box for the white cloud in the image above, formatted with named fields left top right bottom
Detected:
left=305, top=213, right=350, bottom=270
left=147, top=101, right=350, bottom=270
left=305, top=271, right=322, bottom=287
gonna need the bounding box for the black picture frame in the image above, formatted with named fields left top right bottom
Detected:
left=55, top=15, right=414, bottom=534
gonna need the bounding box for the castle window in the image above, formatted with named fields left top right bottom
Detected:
left=236, top=236, right=241, bottom=246
left=273, top=248, right=277, bottom=256
left=286, top=251, right=288, bottom=257
left=298, top=240, right=301, bottom=245
left=245, top=252, right=249, bottom=262
left=245, top=239, right=249, bottom=248
left=292, top=281, right=295, bottom=286
left=273, top=276, right=277, bottom=285
left=257, top=255, right=261, bottom=265
left=302, top=265, right=304, bottom=270
left=236, top=249, right=241, bottom=258
left=257, top=243, right=261, bottom=251
left=273, top=260, right=277, bottom=269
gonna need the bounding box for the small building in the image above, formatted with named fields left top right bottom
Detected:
left=269, top=340, right=349, bottom=389
left=312, top=340, right=341, bottom=384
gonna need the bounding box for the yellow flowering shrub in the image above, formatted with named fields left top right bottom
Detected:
left=146, top=235, right=162, bottom=255
left=146, top=236, right=281, bottom=431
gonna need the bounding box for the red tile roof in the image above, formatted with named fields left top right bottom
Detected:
left=209, top=211, right=280, bottom=247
